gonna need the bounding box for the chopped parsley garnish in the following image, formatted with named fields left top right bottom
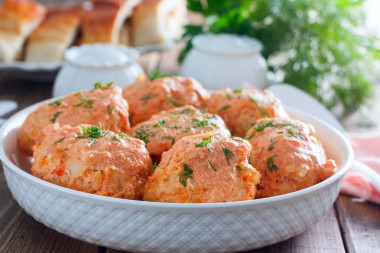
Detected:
left=195, top=136, right=213, bottom=147
left=167, top=125, right=180, bottom=129
left=49, top=99, right=62, bottom=106
left=50, top=111, right=62, bottom=123
left=76, top=125, right=107, bottom=139
left=247, top=133, right=255, bottom=140
left=153, top=120, right=165, bottom=127
left=200, top=109, right=207, bottom=114
left=167, top=156, right=172, bottom=166
left=254, top=120, right=274, bottom=131
left=268, top=141, right=277, bottom=151
left=249, top=95, right=258, bottom=104
left=248, top=95, right=267, bottom=116
left=287, top=126, right=296, bottom=137
left=266, top=155, right=279, bottom=172
left=89, top=139, right=97, bottom=145
left=183, top=164, right=193, bottom=179
left=162, top=136, right=175, bottom=145
left=54, top=137, right=65, bottom=144
left=141, top=93, right=155, bottom=105
left=279, top=123, right=293, bottom=127
left=170, top=113, right=180, bottom=119
left=258, top=107, right=268, bottom=116
left=317, top=136, right=321, bottom=145
left=135, top=126, right=156, bottom=144
left=149, top=70, right=172, bottom=80
left=225, top=93, right=232, bottom=100
left=236, top=165, right=243, bottom=170
left=166, top=95, right=179, bottom=107
left=178, top=164, right=194, bottom=187
left=192, top=118, right=211, bottom=128
left=219, top=105, right=230, bottom=112
left=150, top=163, right=158, bottom=176
left=233, top=88, right=242, bottom=93
left=94, top=82, right=102, bottom=89
left=107, top=105, right=114, bottom=115
left=94, top=81, right=114, bottom=89
left=181, top=118, right=217, bottom=133
left=208, top=160, right=217, bottom=171
left=111, top=136, right=120, bottom=142
left=180, top=108, right=195, bottom=114
left=222, top=146, right=234, bottom=165
left=178, top=173, right=186, bottom=187
left=74, top=91, right=94, bottom=108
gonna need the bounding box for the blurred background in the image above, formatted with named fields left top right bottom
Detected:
left=0, top=0, right=379, bottom=131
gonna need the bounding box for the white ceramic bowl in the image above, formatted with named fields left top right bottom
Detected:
left=0, top=100, right=353, bottom=253
left=180, top=34, right=267, bottom=90
left=53, top=44, right=144, bottom=97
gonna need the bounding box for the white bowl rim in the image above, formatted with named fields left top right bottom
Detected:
left=0, top=97, right=354, bottom=209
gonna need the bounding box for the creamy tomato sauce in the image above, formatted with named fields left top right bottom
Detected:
left=32, top=124, right=152, bottom=199
left=207, top=88, right=289, bottom=137
left=18, top=84, right=130, bottom=155
left=143, top=133, right=260, bottom=203
left=123, top=76, right=209, bottom=125
left=131, top=105, right=231, bottom=160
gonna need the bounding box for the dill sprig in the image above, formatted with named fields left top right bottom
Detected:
left=208, top=160, right=217, bottom=171
left=222, top=146, right=234, bottom=165
left=266, top=155, right=279, bottom=172
left=195, top=136, right=213, bottom=147
left=50, top=111, right=62, bottom=123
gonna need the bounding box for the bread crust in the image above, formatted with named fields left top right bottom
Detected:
left=0, top=0, right=46, bottom=61
left=80, top=0, right=140, bottom=44
left=131, top=0, right=186, bottom=46
left=25, top=6, right=81, bottom=62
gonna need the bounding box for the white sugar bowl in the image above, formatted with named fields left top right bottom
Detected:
left=180, top=34, right=267, bottom=90
left=53, top=44, right=144, bottom=97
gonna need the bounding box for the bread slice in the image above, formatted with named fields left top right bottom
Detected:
left=0, top=0, right=46, bottom=62
left=25, top=6, right=82, bottom=63
left=130, top=0, right=187, bottom=47
left=80, top=0, right=141, bottom=45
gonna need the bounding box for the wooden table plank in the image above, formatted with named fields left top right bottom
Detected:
left=336, top=195, right=380, bottom=253
left=248, top=208, right=345, bottom=253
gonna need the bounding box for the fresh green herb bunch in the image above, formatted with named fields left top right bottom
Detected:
left=180, top=0, right=380, bottom=116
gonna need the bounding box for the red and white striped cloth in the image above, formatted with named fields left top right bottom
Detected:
left=340, top=132, right=380, bottom=204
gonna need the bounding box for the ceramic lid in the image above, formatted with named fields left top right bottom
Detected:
left=192, top=33, right=263, bottom=55
left=64, top=44, right=140, bottom=68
